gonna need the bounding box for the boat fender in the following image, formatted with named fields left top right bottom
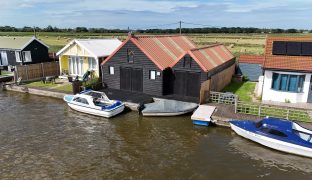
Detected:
left=137, top=103, right=145, bottom=114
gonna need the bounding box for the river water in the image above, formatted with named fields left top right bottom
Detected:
left=0, top=91, right=311, bottom=179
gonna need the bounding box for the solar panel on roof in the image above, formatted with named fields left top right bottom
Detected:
left=301, top=42, right=312, bottom=56
left=286, top=42, right=301, bottom=56
left=272, top=41, right=287, bottom=55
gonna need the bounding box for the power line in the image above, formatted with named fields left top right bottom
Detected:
left=182, top=21, right=220, bottom=28
left=129, top=21, right=220, bottom=34
left=134, top=22, right=180, bottom=30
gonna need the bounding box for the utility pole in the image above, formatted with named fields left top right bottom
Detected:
left=33, top=26, right=36, bottom=37
left=179, top=21, right=182, bottom=34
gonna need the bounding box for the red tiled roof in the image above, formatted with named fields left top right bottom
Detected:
left=171, top=44, right=234, bottom=72
left=264, top=36, right=312, bottom=71
left=239, top=55, right=264, bottom=65
left=101, top=34, right=196, bottom=70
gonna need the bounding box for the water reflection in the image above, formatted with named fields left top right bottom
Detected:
left=0, top=91, right=311, bottom=179
left=229, top=136, right=312, bottom=173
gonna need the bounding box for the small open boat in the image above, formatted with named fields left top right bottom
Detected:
left=64, top=90, right=125, bottom=118
left=141, top=99, right=198, bottom=116
left=230, top=117, right=312, bottom=158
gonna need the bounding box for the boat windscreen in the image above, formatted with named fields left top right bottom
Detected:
left=255, top=121, right=262, bottom=128
left=294, top=130, right=312, bottom=142
left=260, top=127, right=288, bottom=137
left=85, top=92, right=102, bottom=98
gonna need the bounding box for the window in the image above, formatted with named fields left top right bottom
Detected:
left=73, top=97, right=89, bottom=105
left=109, top=66, right=114, bottom=75
left=15, top=51, right=21, bottom=62
left=183, top=56, right=192, bottom=68
left=255, top=121, right=262, bottom=128
left=22, top=51, right=32, bottom=62
left=271, top=73, right=305, bottom=93
left=260, top=127, right=288, bottom=137
left=127, top=49, right=134, bottom=63
left=0, top=51, right=8, bottom=66
left=150, top=70, right=156, bottom=80
left=88, top=57, right=97, bottom=70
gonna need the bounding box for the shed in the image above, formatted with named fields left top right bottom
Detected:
left=171, top=45, right=236, bottom=97
left=237, top=55, right=264, bottom=81
left=0, top=36, right=49, bottom=68
left=101, top=34, right=235, bottom=100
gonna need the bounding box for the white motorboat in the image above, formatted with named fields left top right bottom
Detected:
left=64, top=90, right=125, bottom=118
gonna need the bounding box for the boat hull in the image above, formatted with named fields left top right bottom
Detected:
left=192, top=120, right=210, bottom=126
left=230, top=123, right=312, bottom=158
left=67, top=102, right=125, bottom=118
left=142, top=109, right=194, bottom=116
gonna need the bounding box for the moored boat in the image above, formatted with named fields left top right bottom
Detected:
left=63, top=90, right=125, bottom=118
left=191, top=105, right=216, bottom=126
left=141, top=99, right=198, bottom=116
left=230, top=117, right=312, bottom=158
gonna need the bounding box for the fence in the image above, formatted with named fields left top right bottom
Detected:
left=209, top=91, right=311, bottom=122
left=15, top=61, right=60, bottom=82
left=210, top=91, right=238, bottom=105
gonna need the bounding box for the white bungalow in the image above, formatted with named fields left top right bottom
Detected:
left=260, top=37, right=312, bottom=103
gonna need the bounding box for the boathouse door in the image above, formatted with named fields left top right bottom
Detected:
left=173, top=71, right=201, bottom=97
left=120, top=67, right=143, bottom=92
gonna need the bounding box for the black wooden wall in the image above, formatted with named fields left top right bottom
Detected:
left=23, top=40, right=49, bottom=64
left=101, top=41, right=163, bottom=96
left=0, top=40, right=49, bottom=66
left=172, top=54, right=208, bottom=83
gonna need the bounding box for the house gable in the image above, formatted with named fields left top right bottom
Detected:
left=102, top=40, right=163, bottom=96
left=23, top=39, right=49, bottom=64
left=58, top=42, right=92, bottom=57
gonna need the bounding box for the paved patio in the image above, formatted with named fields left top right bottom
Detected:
left=262, top=100, right=312, bottom=110
left=100, top=88, right=200, bottom=104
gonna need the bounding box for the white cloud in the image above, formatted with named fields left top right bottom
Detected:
left=0, top=0, right=312, bottom=29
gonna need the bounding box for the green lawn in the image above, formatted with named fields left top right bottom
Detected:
left=0, top=70, right=13, bottom=76
left=26, top=81, right=56, bottom=88
left=25, top=80, right=73, bottom=93
left=223, top=81, right=256, bottom=102
left=54, top=84, right=72, bottom=93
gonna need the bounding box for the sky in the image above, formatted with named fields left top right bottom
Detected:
left=0, top=0, right=311, bottom=29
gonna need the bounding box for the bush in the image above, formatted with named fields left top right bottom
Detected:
left=83, top=78, right=102, bottom=90
left=242, top=75, right=249, bottom=81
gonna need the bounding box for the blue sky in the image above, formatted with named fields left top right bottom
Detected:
left=0, top=0, right=311, bottom=29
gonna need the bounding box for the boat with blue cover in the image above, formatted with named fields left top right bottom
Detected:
left=230, top=117, right=312, bottom=158
left=63, top=90, right=125, bottom=118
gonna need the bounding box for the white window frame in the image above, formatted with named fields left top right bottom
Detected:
left=109, top=66, right=115, bottom=75
left=0, top=51, right=8, bottom=66
left=88, top=57, right=97, bottom=71
left=15, top=51, right=21, bottom=62
left=150, top=70, right=156, bottom=80
left=22, top=51, right=32, bottom=62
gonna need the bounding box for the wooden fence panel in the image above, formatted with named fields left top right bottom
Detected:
left=27, top=64, right=42, bottom=80
left=15, top=62, right=59, bottom=82
left=210, top=91, right=311, bottom=122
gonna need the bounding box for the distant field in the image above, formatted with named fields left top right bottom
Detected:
left=1, top=31, right=312, bottom=56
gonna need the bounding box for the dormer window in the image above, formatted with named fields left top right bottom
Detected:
left=127, top=49, right=134, bottom=63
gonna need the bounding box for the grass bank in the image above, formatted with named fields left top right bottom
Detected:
left=223, top=81, right=256, bottom=102
left=25, top=80, right=73, bottom=93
